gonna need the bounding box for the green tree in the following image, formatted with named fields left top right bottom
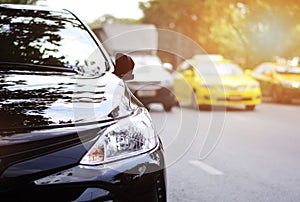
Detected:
left=205, top=0, right=300, bottom=67
left=140, top=0, right=206, bottom=42
left=140, top=0, right=300, bottom=68
left=244, top=0, right=300, bottom=66
left=140, top=0, right=208, bottom=65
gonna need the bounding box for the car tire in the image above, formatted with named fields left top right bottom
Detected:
left=163, top=104, right=172, bottom=112
left=144, top=105, right=150, bottom=111
left=191, top=90, right=199, bottom=110
left=199, top=104, right=212, bottom=111
left=245, top=105, right=255, bottom=111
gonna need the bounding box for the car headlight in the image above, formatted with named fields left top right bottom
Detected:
left=281, top=80, right=300, bottom=88
left=250, top=82, right=260, bottom=88
left=80, top=108, right=157, bottom=165
left=291, top=82, right=300, bottom=88
left=280, top=80, right=291, bottom=87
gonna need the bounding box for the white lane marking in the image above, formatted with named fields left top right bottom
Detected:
left=189, top=160, right=224, bottom=176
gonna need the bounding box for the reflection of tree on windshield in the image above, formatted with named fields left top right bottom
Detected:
left=0, top=8, right=99, bottom=71
left=1, top=9, right=64, bottom=66
left=0, top=7, right=111, bottom=132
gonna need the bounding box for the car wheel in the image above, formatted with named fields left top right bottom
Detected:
left=245, top=105, right=255, bottom=111
left=144, top=105, right=150, bottom=111
left=271, top=87, right=282, bottom=103
left=163, top=104, right=172, bottom=112
left=191, top=90, right=199, bottom=110
left=199, top=104, right=212, bottom=111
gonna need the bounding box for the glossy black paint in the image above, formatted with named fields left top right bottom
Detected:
left=0, top=70, right=133, bottom=132
left=0, top=139, right=166, bottom=202
left=0, top=4, right=166, bottom=202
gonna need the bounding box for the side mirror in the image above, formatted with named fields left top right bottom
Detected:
left=244, top=69, right=252, bottom=76
left=113, top=53, right=135, bottom=80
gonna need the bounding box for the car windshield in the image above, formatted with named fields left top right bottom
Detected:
left=215, top=62, right=244, bottom=76
left=274, top=65, right=300, bottom=74
left=132, top=55, right=162, bottom=67
left=130, top=55, right=171, bottom=81
left=195, top=61, right=244, bottom=76
left=0, top=7, right=107, bottom=75
left=133, top=65, right=171, bottom=81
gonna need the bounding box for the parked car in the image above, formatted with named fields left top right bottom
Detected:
left=173, top=55, right=261, bottom=110
left=0, top=4, right=166, bottom=202
left=126, top=54, right=177, bottom=112
left=251, top=62, right=300, bottom=103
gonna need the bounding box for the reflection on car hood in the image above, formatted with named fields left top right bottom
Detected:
left=0, top=70, right=134, bottom=131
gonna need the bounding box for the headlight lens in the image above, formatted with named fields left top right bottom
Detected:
left=80, top=109, right=157, bottom=165
left=281, top=80, right=300, bottom=88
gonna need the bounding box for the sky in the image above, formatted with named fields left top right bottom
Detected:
left=37, top=0, right=147, bottom=23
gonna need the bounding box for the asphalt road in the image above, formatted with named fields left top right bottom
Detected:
left=149, top=101, right=300, bottom=202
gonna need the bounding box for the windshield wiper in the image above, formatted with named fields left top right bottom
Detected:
left=0, top=61, right=79, bottom=73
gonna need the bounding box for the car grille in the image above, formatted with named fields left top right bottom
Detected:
left=223, top=85, right=248, bottom=91
left=217, top=97, right=252, bottom=101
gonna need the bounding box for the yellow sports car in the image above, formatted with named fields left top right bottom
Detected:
left=173, top=55, right=262, bottom=110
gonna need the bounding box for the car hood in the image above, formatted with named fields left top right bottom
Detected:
left=277, top=74, right=300, bottom=82
left=220, top=75, right=257, bottom=86
left=0, top=70, right=134, bottom=132
left=200, top=75, right=257, bottom=86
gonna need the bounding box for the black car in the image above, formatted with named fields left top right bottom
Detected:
left=0, top=4, right=166, bottom=202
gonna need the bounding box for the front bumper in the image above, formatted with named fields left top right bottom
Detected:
left=0, top=145, right=166, bottom=202
left=133, top=87, right=175, bottom=106
left=196, top=88, right=262, bottom=106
